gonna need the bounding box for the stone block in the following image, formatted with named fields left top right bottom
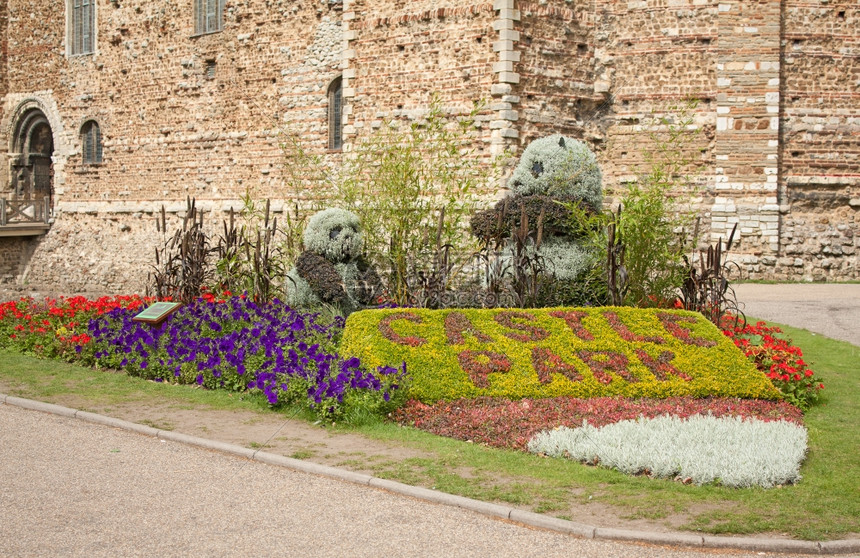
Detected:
left=491, top=84, right=512, bottom=96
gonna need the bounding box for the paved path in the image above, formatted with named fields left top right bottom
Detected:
left=733, top=283, right=860, bottom=346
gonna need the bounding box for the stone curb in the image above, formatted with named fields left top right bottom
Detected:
left=3, top=393, right=859, bottom=556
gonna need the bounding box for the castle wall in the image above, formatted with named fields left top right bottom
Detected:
left=0, top=0, right=7, bottom=99
left=511, top=0, right=857, bottom=280
left=0, top=0, right=857, bottom=297
left=778, top=0, right=858, bottom=280
left=591, top=0, right=718, bottom=234
left=343, top=0, right=498, bottom=158
left=0, top=236, right=36, bottom=285
left=514, top=0, right=601, bottom=144
left=1, top=0, right=345, bottom=294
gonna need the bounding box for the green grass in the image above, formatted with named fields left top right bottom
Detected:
left=0, top=348, right=275, bottom=415
left=0, top=322, right=857, bottom=540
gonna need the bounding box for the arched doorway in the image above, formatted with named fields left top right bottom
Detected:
left=11, top=109, right=54, bottom=211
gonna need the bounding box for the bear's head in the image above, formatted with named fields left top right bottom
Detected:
left=303, top=208, right=363, bottom=263
left=508, top=134, right=602, bottom=209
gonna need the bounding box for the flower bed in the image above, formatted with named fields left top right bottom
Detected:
left=341, top=307, right=780, bottom=403
left=0, top=295, right=405, bottom=421
left=81, top=297, right=405, bottom=419
left=722, top=319, right=824, bottom=410
left=0, top=294, right=822, bottom=487
left=0, top=295, right=150, bottom=358
left=386, top=312, right=820, bottom=488
left=393, top=395, right=803, bottom=450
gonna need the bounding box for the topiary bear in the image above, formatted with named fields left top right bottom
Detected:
left=286, top=208, right=382, bottom=314
left=471, top=134, right=603, bottom=288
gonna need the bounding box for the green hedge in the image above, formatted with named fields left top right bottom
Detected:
left=340, top=307, right=781, bottom=403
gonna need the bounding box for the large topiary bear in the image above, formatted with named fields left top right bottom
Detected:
left=286, top=208, right=382, bottom=314
left=471, top=134, right=603, bottom=290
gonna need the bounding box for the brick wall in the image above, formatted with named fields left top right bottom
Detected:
left=344, top=0, right=497, bottom=156
left=0, top=0, right=856, bottom=297
left=779, top=0, right=858, bottom=280
left=0, top=236, right=35, bottom=284
left=1, top=0, right=347, bottom=294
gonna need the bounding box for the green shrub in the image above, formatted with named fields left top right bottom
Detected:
left=565, top=101, right=704, bottom=308
left=337, top=95, right=498, bottom=305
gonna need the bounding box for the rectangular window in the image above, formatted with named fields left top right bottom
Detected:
left=328, top=79, right=343, bottom=150
left=82, top=122, right=103, bottom=165
left=70, top=0, right=95, bottom=55
left=195, top=0, right=225, bottom=35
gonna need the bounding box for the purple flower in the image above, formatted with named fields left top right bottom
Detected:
left=81, top=296, right=404, bottom=420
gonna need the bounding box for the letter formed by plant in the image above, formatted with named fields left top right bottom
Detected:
left=471, top=134, right=604, bottom=306
left=285, top=208, right=382, bottom=314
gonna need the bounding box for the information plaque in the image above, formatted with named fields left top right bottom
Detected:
left=132, top=302, right=182, bottom=326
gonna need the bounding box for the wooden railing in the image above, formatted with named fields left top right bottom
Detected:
left=0, top=198, right=52, bottom=226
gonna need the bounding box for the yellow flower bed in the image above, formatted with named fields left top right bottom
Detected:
left=340, top=307, right=781, bottom=404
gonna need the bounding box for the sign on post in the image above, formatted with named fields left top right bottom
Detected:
left=132, top=302, right=182, bottom=326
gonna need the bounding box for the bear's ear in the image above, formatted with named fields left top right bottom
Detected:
left=558, top=137, right=565, bottom=148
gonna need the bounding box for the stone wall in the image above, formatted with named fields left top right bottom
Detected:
left=344, top=0, right=498, bottom=157
left=514, top=0, right=604, bottom=143
left=778, top=0, right=858, bottom=280
left=0, top=236, right=36, bottom=285
left=1, top=0, right=344, bottom=202
left=0, top=0, right=856, bottom=298
left=0, top=0, right=7, bottom=99
left=1, top=0, right=347, bottom=295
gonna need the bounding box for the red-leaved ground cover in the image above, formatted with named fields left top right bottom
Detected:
left=392, top=396, right=803, bottom=451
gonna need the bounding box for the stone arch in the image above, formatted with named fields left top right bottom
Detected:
left=3, top=96, right=68, bottom=209
left=9, top=108, right=54, bottom=205
left=4, top=97, right=66, bottom=152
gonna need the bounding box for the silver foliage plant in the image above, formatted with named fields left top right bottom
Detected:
left=527, top=415, right=808, bottom=489
left=508, top=133, right=603, bottom=209
left=536, top=237, right=597, bottom=281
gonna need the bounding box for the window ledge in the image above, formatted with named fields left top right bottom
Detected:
left=74, top=163, right=104, bottom=173
left=190, top=29, right=224, bottom=38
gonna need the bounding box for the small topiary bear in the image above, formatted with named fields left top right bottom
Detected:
left=286, top=208, right=382, bottom=314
